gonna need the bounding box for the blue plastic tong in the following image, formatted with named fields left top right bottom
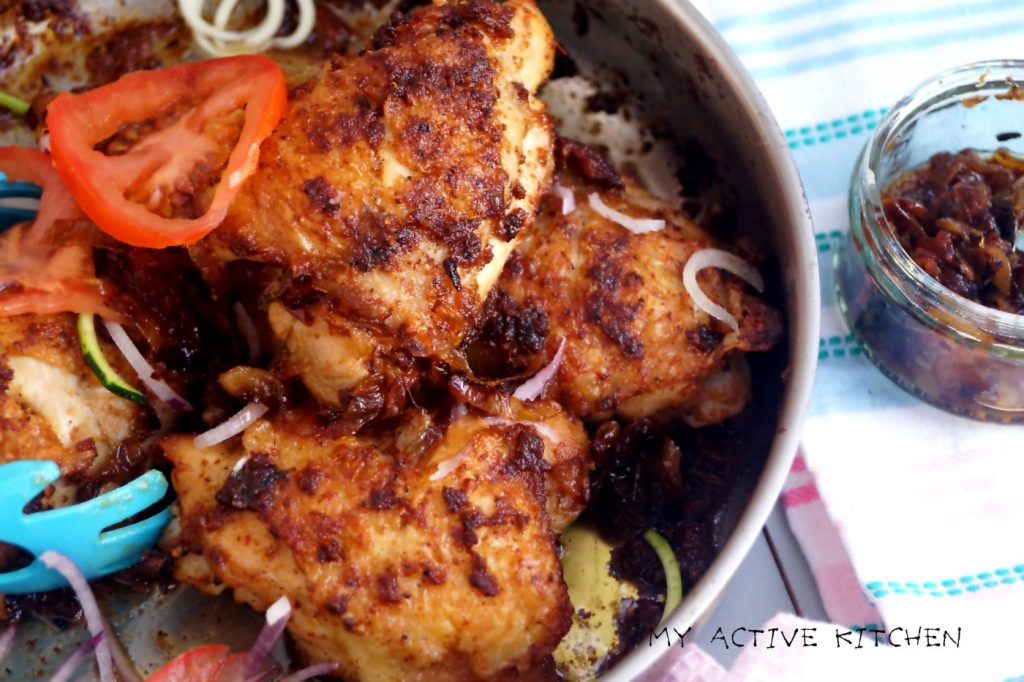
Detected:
left=0, top=461, right=171, bottom=593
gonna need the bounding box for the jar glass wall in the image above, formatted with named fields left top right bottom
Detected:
left=837, top=61, right=1024, bottom=422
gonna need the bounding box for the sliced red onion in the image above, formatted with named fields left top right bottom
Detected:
left=234, top=302, right=262, bottom=365
left=553, top=182, right=575, bottom=215
left=39, top=551, right=114, bottom=682
left=682, top=248, right=764, bottom=332
left=430, top=445, right=470, bottom=482
left=195, top=401, right=269, bottom=449
left=588, top=193, right=665, bottom=234
left=279, top=663, right=339, bottom=682
left=512, top=337, right=566, bottom=401
left=50, top=632, right=103, bottom=682
left=431, top=417, right=561, bottom=482
left=0, top=625, right=14, bottom=666
left=449, top=402, right=468, bottom=422
left=102, top=319, right=194, bottom=413
left=483, top=417, right=559, bottom=443
left=243, top=596, right=291, bottom=679
left=105, top=620, right=143, bottom=682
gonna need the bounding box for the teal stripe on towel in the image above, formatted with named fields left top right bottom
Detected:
left=750, top=19, right=1024, bottom=79
left=729, top=0, right=1019, bottom=56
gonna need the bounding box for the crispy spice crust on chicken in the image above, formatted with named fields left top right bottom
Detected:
left=166, top=403, right=590, bottom=681
left=191, top=0, right=556, bottom=407
left=474, top=144, right=783, bottom=425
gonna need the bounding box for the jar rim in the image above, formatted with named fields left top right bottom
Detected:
left=858, top=59, right=1024, bottom=342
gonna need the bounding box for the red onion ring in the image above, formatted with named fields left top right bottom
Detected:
left=39, top=551, right=115, bottom=682
left=102, top=319, right=194, bottom=413
left=682, top=248, right=764, bottom=332
left=588, top=193, right=665, bottom=233
left=512, top=337, right=566, bottom=401
left=194, top=401, right=269, bottom=449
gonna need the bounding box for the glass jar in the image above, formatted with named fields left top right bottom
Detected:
left=837, top=61, right=1024, bottom=423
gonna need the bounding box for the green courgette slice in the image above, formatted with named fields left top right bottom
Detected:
left=78, top=312, right=146, bottom=404
left=643, top=528, right=683, bottom=625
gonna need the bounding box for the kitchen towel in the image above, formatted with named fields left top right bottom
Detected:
left=683, top=0, right=1024, bottom=679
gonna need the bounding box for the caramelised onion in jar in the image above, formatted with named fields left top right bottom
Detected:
left=837, top=61, right=1024, bottom=422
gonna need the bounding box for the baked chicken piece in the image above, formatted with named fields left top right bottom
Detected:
left=166, top=402, right=590, bottom=681
left=0, top=312, right=152, bottom=508
left=473, top=145, right=783, bottom=425
left=191, top=0, right=556, bottom=409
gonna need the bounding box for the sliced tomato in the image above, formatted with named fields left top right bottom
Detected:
left=0, top=146, right=79, bottom=236
left=47, top=55, right=286, bottom=248
left=0, top=146, right=117, bottom=318
left=147, top=644, right=247, bottom=682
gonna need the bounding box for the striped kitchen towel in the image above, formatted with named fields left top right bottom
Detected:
left=688, top=0, right=1024, bottom=679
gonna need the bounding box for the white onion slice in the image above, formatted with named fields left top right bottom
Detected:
left=553, top=183, right=575, bottom=215
left=50, top=632, right=103, bottom=682
left=102, top=319, right=194, bottom=413
left=0, top=626, right=13, bottom=666
left=588, top=193, right=665, bottom=234
left=234, top=302, right=261, bottom=364
left=682, top=248, right=764, bottom=332
left=280, top=663, right=339, bottom=682
left=243, top=596, right=291, bottom=678
left=40, top=551, right=115, bottom=682
left=179, top=0, right=316, bottom=56
left=513, top=337, right=566, bottom=401
left=195, top=401, right=268, bottom=449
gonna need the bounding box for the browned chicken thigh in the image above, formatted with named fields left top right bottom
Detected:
left=474, top=146, right=782, bottom=425
left=166, top=401, right=590, bottom=681
left=191, top=0, right=556, bottom=409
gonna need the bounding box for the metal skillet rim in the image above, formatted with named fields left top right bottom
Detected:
left=599, top=1, right=820, bottom=679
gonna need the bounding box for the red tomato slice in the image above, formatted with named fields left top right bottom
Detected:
left=47, top=55, right=286, bottom=248
left=147, top=644, right=246, bottom=682
left=0, top=146, right=79, bottom=235
left=0, top=146, right=116, bottom=318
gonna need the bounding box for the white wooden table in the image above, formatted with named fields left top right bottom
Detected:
left=697, top=501, right=828, bottom=667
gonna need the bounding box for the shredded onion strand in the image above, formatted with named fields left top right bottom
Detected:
left=243, top=596, right=291, bottom=678
left=195, top=401, right=269, bottom=449
left=512, top=337, right=565, bottom=401
left=50, top=632, right=103, bottom=682
left=588, top=193, right=665, bottom=234
left=681, top=248, right=763, bottom=332
left=179, top=0, right=316, bottom=56
left=102, top=319, right=193, bottom=413
left=234, top=302, right=261, bottom=364
left=40, top=551, right=115, bottom=682
left=0, top=626, right=14, bottom=666
left=553, top=183, right=575, bottom=215
left=279, top=663, right=340, bottom=682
